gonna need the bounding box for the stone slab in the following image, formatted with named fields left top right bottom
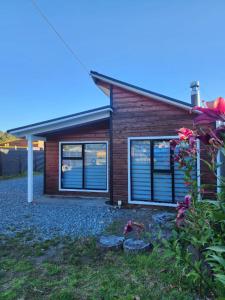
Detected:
left=99, top=235, right=125, bottom=250
left=123, top=238, right=153, bottom=254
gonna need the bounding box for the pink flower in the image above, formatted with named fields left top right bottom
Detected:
left=205, top=97, right=225, bottom=113
left=184, top=194, right=191, bottom=208
left=124, top=220, right=133, bottom=235
left=177, top=128, right=194, bottom=141
left=123, top=220, right=145, bottom=237
left=176, top=195, right=191, bottom=226
left=194, top=97, right=225, bottom=124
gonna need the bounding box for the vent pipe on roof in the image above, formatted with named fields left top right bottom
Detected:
left=190, top=81, right=200, bottom=107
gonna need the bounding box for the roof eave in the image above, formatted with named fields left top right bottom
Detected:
left=8, top=107, right=112, bottom=138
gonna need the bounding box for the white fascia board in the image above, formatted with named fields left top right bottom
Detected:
left=10, top=108, right=111, bottom=137
left=25, top=135, right=46, bottom=142
left=92, top=74, right=192, bottom=111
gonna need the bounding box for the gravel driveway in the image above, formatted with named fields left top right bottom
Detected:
left=0, top=175, right=174, bottom=240
left=0, top=175, right=120, bottom=239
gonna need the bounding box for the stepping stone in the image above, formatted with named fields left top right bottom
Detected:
left=123, top=238, right=153, bottom=254
left=152, top=212, right=176, bottom=225
left=99, top=235, right=125, bottom=250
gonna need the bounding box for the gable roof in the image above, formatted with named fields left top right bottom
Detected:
left=90, top=71, right=193, bottom=111
left=8, top=106, right=112, bottom=137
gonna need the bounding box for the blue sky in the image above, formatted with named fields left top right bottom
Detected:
left=1, top=0, right=225, bottom=131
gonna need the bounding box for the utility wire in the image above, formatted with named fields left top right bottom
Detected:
left=31, top=0, right=89, bottom=74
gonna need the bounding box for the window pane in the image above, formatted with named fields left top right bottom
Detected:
left=174, top=145, right=196, bottom=202
left=84, top=144, right=107, bottom=190
left=62, top=144, right=82, bottom=158
left=131, top=140, right=151, bottom=201
left=154, top=141, right=171, bottom=170
left=154, top=173, right=172, bottom=202
left=61, top=159, right=83, bottom=189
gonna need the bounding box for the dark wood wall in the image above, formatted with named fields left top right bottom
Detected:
left=44, top=83, right=215, bottom=204
left=110, top=85, right=214, bottom=204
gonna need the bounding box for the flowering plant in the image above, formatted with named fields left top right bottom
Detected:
left=124, top=220, right=145, bottom=239
left=166, top=97, right=225, bottom=296
left=176, top=195, right=192, bottom=226
left=194, top=97, right=225, bottom=124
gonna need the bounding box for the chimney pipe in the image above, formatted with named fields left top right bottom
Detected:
left=190, top=81, right=200, bottom=107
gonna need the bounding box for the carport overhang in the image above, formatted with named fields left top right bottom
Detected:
left=7, top=106, right=112, bottom=203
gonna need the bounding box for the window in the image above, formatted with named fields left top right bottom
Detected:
left=60, top=142, right=107, bottom=191
left=130, top=138, right=196, bottom=203
left=153, top=141, right=173, bottom=202
left=62, top=144, right=82, bottom=158
left=130, top=140, right=151, bottom=201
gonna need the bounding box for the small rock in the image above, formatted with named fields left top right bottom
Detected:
left=152, top=212, right=175, bottom=225
left=123, top=238, right=153, bottom=254
left=99, top=235, right=125, bottom=250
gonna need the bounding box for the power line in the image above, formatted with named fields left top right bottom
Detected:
left=31, top=0, right=89, bottom=74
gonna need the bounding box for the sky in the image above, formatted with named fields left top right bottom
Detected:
left=1, top=0, right=225, bottom=131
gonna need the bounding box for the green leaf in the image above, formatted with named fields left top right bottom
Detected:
left=187, top=271, right=200, bottom=282
left=215, top=274, right=225, bottom=285
left=208, top=255, right=225, bottom=269
left=203, top=200, right=220, bottom=206
left=212, top=211, right=225, bottom=221
left=207, top=246, right=225, bottom=253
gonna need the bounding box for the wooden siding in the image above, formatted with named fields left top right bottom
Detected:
left=45, top=120, right=110, bottom=198
left=44, top=82, right=215, bottom=205
left=110, top=85, right=215, bottom=205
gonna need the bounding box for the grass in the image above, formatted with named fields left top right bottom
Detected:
left=0, top=230, right=197, bottom=300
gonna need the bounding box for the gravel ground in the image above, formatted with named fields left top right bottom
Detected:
left=0, top=175, right=174, bottom=240
left=0, top=175, right=116, bottom=239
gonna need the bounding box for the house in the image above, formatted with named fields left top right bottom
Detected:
left=0, top=139, right=44, bottom=150
left=8, top=71, right=214, bottom=207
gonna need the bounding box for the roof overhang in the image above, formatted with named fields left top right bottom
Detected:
left=8, top=106, right=112, bottom=138
left=91, top=71, right=193, bottom=111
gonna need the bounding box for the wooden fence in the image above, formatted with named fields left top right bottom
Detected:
left=0, top=148, right=44, bottom=177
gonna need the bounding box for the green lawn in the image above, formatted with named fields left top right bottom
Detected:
left=0, top=230, right=196, bottom=300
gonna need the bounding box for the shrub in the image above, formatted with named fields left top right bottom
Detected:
left=165, top=97, right=225, bottom=298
